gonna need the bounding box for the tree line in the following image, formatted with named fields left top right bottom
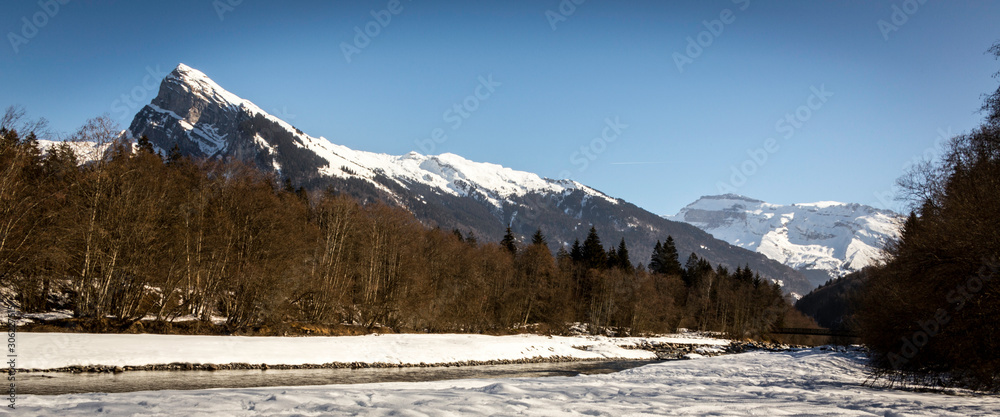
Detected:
left=0, top=110, right=797, bottom=337
left=858, top=42, right=1000, bottom=391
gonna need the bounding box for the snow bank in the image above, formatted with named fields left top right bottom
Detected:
left=21, top=349, right=1000, bottom=416
left=18, top=332, right=726, bottom=370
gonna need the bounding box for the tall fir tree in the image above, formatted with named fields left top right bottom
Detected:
left=570, top=239, right=583, bottom=263
left=500, top=227, right=517, bottom=255
left=606, top=246, right=619, bottom=270
left=582, top=226, right=606, bottom=270
left=617, top=238, right=633, bottom=272
left=649, top=241, right=665, bottom=273
left=531, top=228, right=547, bottom=246
left=136, top=134, right=155, bottom=155
left=662, top=236, right=682, bottom=275
left=682, top=252, right=701, bottom=287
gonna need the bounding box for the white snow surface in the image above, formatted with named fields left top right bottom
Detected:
left=669, top=194, right=903, bottom=280
left=139, top=64, right=619, bottom=209
left=18, top=332, right=727, bottom=370
left=22, top=348, right=1000, bottom=416
left=36, top=139, right=110, bottom=161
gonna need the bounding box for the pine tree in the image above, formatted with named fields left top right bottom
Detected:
left=899, top=211, right=920, bottom=246
left=137, top=134, right=155, bottom=154
left=452, top=228, right=465, bottom=242
left=683, top=252, right=701, bottom=287
left=531, top=228, right=547, bottom=246
left=570, top=239, right=583, bottom=263
left=617, top=238, right=633, bottom=272
left=582, top=226, right=606, bottom=270
left=606, top=246, right=619, bottom=270
left=662, top=236, right=683, bottom=275
left=501, top=227, right=517, bottom=255
left=649, top=241, right=665, bottom=273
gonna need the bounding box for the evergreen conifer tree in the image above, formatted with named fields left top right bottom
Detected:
left=582, top=226, right=606, bottom=270
left=570, top=239, right=583, bottom=263
left=531, top=228, right=547, bottom=246
left=649, top=240, right=665, bottom=273
left=683, top=252, right=701, bottom=287
left=501, top=227, right=517, bottom=255
left=606, top=246, right=619, bottom=270
left=136, top=135, right=155, bottom=154
left=617, top=238, right=632, bottom=272
left=662, top=236, right=683, bottom=275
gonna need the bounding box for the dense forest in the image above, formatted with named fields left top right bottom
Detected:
left=858, top=43, right=1000, bottom=391
left=794, top=269, right=866, bottom=332
left=0, top=109, right=805, bottom=338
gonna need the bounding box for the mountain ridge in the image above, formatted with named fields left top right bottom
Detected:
left=668, top=194, right=902, bottom=288
left=125, top=63, right=816, bottom=295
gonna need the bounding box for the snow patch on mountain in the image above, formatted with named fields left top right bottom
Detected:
left=668, top=194, right=902, bottom=286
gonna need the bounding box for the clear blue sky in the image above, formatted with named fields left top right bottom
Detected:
left=2, top=0, right=998, bottom=215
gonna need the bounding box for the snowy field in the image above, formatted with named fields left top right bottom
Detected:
left=20, top=348, right=1000, bottom=416
left=17, top=332, right=728, bottom=370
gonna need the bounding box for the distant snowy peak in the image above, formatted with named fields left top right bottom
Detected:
left=668, top=194, right=903, bottom=286
left=130, top=64, right=617, bottom=211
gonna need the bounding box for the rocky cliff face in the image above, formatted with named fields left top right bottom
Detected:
left=130, top=63, right=246, bottom=157
left=125, top=64, right=816, bottom=296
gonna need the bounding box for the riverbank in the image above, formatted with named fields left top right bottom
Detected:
left=16, top=332, right=730, bottom=373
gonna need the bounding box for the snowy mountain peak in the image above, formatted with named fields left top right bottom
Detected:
left=669, top=195, right=903, bottom=287
left=130, top=64, right=617, bottom=212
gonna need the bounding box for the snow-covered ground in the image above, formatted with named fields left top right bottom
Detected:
left=17, top=332, right=728, bottom=370
left=21, top=348, right=1000, bottom=416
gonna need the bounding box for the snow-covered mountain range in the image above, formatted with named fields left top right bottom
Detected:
left=668, top=194, right=903, bottom=288
left=124, top=63, right=817, bottom=295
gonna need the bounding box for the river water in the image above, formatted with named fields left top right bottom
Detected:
left=21, top=360, right=658, bottom=395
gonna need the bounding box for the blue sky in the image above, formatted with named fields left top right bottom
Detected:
left=2, top=0, right=998, bottom=215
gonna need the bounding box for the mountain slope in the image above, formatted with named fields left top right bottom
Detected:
left=668, top=194, right=902, bottom=288
left=126, top=64, right=814, bottom=295
left=795, top=269, right=867, bottom=332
